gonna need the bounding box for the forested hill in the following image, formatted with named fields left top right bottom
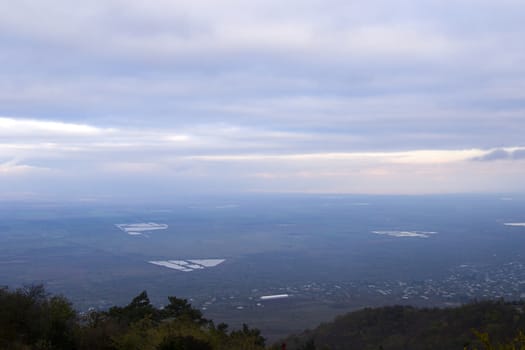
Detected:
left=0, top=285, right=266, bottom=350
left=2, top=285, right=525, bottom=350
left=284, top=301, right=525, bottom=350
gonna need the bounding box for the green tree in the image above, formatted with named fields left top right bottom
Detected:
left=161, top=297, right=207, bottom=325
left=108, top=290, right=156, bottom=324
left=157, top=335, right=213, bottom=350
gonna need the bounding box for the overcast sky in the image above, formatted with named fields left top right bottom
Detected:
left=1, top=0, right=525, bottom=200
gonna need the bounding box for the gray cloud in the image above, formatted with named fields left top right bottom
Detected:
left=513, top=149, right=525, bottom=159
left=473, top=149, right=512, bottom=161
left=472, top=148, right=525, bottom=161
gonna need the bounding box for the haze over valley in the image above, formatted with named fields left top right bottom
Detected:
left=2, top=194, right=525, bottom=339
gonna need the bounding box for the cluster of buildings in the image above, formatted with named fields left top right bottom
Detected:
left=194, top=261, right=525, bottom=313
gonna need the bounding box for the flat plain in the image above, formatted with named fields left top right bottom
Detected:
left=1, top=194, right=525, bottom=340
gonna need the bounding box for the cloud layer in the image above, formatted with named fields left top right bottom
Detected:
left=1, top=1, right=525, bottom=199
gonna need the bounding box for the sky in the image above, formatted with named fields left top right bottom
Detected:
left=1, top=0, right=525, bottom=200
